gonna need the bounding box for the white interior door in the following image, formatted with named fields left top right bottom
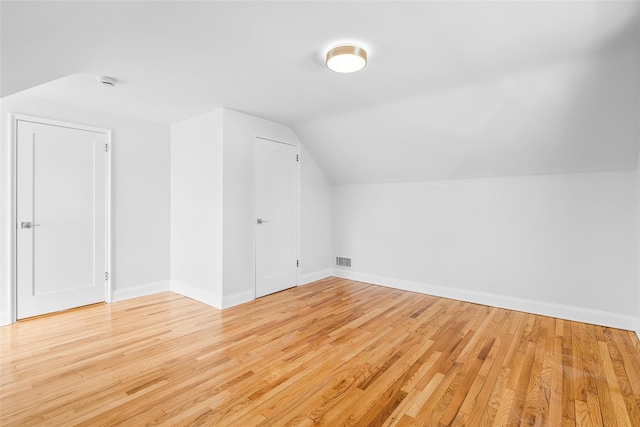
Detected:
left=255, top=137, right=299, bottom=298
left=16, top=119, right=108, bottom=319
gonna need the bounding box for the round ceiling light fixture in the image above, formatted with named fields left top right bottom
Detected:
left=326, top=45, right=367, bottom=73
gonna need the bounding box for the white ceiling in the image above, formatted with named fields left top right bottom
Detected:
left=2, top=1, right=639, bottom=183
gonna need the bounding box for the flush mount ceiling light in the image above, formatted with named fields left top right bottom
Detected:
left=326, top=45, right=367, bottom=73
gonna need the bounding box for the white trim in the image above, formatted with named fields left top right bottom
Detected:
left=171, top=280, right=222, bottom=309
left=255, top=134, right=299, bottom=147
left=222, top=289, right=255, bottom=309
left=8, top=114, right=112, bottom=324
left=105, top=130, right=112, bottom=303
left=8, top=115, right=17, bottom=324
left=11, top=114, right=109, bottom=135
left=297, top=146, right=301, bottom=288
left=333, top=269, right=639, bottom=332
left=299, top=269, right=333, bottom=286
left=252, top=136, right=257, bottom=301
left=111, top=280, right=170, bottom=302
left=636, top=319, right=640, bottom=341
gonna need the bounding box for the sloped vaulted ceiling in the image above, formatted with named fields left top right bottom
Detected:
left=2, top=1, right=639, bottom=183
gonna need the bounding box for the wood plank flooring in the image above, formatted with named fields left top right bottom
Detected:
left=1, top=277, right=639, bottom=426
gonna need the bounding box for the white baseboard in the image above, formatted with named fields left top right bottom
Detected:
left=636, top=319, right=640, bottom=341
left=170, top=281, right=254, bottom=310
left=299, top=269, right=333, bottom=286
left=333, top=269, right=639, bottom=332
left=111, top=280, right=170, bottom=302
left=222, top=290, right=255, bottom=309
left=1, top=280, right=171, bottom=325
left=170, top=280, right=222, bottom=309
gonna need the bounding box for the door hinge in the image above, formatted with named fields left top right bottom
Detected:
left=105, top=272, right=109, bottom=281
left=297, top=260, right=299, bottom=268
left=296, top=154, right=299, bottom=162
left=105, top=143, right=109, bottom=152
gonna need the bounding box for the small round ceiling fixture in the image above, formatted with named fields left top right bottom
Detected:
left=98, top=76, right=117, bottom=87
left=326, top=45, right=367, bottom=73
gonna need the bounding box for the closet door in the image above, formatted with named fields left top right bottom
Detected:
left=254, top=137, right=298, bottom=298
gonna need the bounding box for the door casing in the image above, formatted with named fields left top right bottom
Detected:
left=7, top=114, right=112, bottom=324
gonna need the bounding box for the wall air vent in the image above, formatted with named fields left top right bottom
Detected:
left=336, top=257, right=351, bottom=268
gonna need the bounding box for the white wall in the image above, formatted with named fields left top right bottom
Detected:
left=300, top=144, right=332, bottom=284
left=169, top=108, right=332, bottom=310
left=170, top=109, right=224, bottom=308
left=333, top=170, right=638, bottom=330
left=1, top=93, right=171, bottom=324
left=221, top=109, right=301, bottom=306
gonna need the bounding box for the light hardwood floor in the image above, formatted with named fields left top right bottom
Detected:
left=1, top=277, right=639, bottom=426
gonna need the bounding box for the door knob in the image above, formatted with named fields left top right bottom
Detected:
left=21, top=222, right=41, bottom=229
left=256, top=218, right=269, bottom=224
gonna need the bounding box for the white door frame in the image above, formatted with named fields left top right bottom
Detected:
left=7, top=114, right=112, bottom=324
left=253, top=134, right=300, bottom=299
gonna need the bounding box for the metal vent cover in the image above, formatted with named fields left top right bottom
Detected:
left=336, top=257, right=351, bottom=268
